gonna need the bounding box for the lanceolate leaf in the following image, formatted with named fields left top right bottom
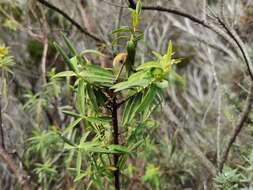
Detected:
left=80, top=49, right=106, bottom=57
left=122, top=93, right=142, bottom=126
left=54, top=42, right=74, bottom=71
left=86, top=116, right=111, bottom=125
left=77, top=80, right=86, bottom=114
left=52, top=71, right=77, bottom=79
left=64, top=117, right=83, bottom=134
left=136, top=61, right=161, bottom=71
left=69, top=56, right=79, bottom=73
left=76, top=150, right=82, bottom=177
left=85, top=64, right=115, bottom=80
left=80, top=70, right=114, bottom=87
left=137, top=85, right=157, bottom=112
left=112, top=79, right=151, bottom=92
left=112, top=26, right=132, bottom=34
left=61, top=32, right=78, bottom=56
left=108, top=145, right=130, bottom=154
left=86, top=85, right=99, bottom=111
left=62, top=110, right=80, bottom=118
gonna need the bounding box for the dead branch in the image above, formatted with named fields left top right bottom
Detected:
left=36, top=0, right=104, bottom=43
left=218, top=82, right=253, bottom=172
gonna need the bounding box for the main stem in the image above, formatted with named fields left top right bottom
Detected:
left=112, top=96, right=120, bottom=190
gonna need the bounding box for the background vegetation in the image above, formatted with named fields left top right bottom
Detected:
left=1, top=0, right=253, bottom=189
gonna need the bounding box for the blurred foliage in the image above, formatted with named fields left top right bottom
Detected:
left=0, top=0, right=253, bottom=190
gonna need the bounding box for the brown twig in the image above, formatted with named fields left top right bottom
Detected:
left=216, top=17, right=253, bottom=80
left=112, top=96, right=120, bottom=190
left=36, top=0, right=104, bottom=43
left=218, top=82, right=253, bottom=172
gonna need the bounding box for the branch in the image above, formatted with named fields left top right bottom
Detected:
left=36, top=0, right=104, bottom=43
left=218, top=82, right=253, bottom=172
left=112, top=97, right=120, bottom=190
left=216, top=17, right=253, bottom=80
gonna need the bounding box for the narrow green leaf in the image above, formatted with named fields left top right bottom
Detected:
left=57, top=133, right=75, bottom=146
left=62, top=110, right=80, bottom=117
left=74, top=173, right=86, bottom=182
left=80, top=49, right=106, bottom=57
left=61, top=32, right=77, bottom=56
left=152, top=51, right=163, bottom=59
left=80, top=70, right=114, bottom=86
left=85, top=64, right=115, bottom=79
left=122, top=93, right=142, bottom=126
left=86, top=116, right=111, bottom=125
left=112, top=79, right=151, bottom=92
left=69, top=56, right=79, bottom=73
left=64, top=117, right=83, bottom=134
left=136, top=0, right=142, bottom=15
left=167, top=40, right=173, bottom=60
left=86, top=85, right=99, bottom=111
left=54, top=42, right=74, bottom=71
left=108, top=145, right=130, bottom=154
left=52, top=71, right=76, bottom=79
left=137, top=85, right=157, bottom=112
left=112, top=26, right=132, bottom=34
left=77, top=80, right=86, bottom=114
left=136, top=61, right=161, bottom=71
left=76, top=151, right=82, bottom=176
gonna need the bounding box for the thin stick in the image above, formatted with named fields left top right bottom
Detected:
left=40, top=7, right=49, bottom=85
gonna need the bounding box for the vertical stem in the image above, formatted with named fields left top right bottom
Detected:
left=202, top=0, right=207, bottom=21
left=112, top=96, right=120, bottom=190
left=0, top=89, right=4, bottom=149
left=0, top=70, right=5, bottom=149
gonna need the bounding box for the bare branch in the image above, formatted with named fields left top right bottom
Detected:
left=36, top=0, right=104, bottom=43
left=219, top=82, right=253, bottom=172
left=216, top=17, right=253, bottom=80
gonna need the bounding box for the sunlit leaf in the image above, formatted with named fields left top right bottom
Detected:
left=52, top=71, right=76, bottom=79
left=136, top=61, right=161, bottom=71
